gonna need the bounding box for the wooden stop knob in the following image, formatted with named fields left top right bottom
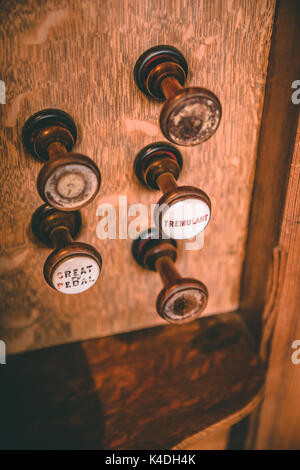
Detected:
left=132, top=228, right=208, bottom=324
left=134, top=142, right=211, bottom=239
left=22, top=109, right=101, bottom=211
left=31, top=204, right=102, bottom=294
left=134, top=45, right=222, bottom=146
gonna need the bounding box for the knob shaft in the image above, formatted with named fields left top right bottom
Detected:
left=134, top=45, right=222, bottom=146
left=132, top=228, right=208, bottom=323
left=22, top=109, right=101, bottom=211
left=31, top=204, right=102, bottom=294
left=134, top=142, right=211, bottom=239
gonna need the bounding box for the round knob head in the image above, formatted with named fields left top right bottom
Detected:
left=44, top=242, right=102, bottom=294
left=156, top=186, right=211, bottom=239
left=157, top=278, right=208, bottom=324
left=160, top=87, right=222, bottom=146
left=37, top=152, right=101, bottom=211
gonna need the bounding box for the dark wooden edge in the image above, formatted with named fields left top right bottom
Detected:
left=239, top=0, right=300, bottom=340
left=1, top=312, right=265, bottom=450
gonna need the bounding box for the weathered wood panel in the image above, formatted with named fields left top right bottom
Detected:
left=0, top=0, right=275, bottom=353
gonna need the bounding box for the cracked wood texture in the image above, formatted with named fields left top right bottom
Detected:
left=0, top=0, right=275, bottom=353
left=0, top=314, right=265, bottom=450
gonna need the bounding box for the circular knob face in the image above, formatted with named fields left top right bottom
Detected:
left=43, top=163, right=99, bottom=209
left=160, top=87, right=221, bottom=146
left=51, top=255, right=100, bottom=294
left=160, top=197, right=211, bottom=239
left=157, top=279, right=208, bottom=324
left=38, top=154, right=101, bottom=210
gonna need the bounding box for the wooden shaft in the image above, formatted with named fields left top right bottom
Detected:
left=155, top=256, right=182, bottom=289
left=47, top=141, right=67, bottom=160
left=156, top=172, right=178, bottom=194
left=160, top=76, right=184, bottom=100
left=50, top=226, right=73, bottom=249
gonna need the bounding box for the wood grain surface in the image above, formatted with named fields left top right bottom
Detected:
left=0, top=313, right=265, bottom=450
left=0, top=0, right=275, bottom=353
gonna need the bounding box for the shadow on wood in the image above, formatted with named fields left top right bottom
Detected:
left=0, top=313, right=265, bottom=450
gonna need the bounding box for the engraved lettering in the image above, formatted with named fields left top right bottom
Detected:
left=164, top=214, right=209, bottom=227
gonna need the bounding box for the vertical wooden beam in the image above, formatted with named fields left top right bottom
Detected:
left=239, top=0, right=300, bottom=338
left=251, top=117, right=300, bottom=449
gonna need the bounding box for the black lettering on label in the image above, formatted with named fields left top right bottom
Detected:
left=55, top=264, right=97, bottom=290
left=166, top=214, right=209, bottom=228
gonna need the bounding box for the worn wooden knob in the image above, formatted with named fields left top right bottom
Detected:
left=134, top=142, right=211, bottom=239
left=22, top=109, right=101, bottom=211
left=31, top=204, right=102, bottom=294
left=134, top=45, right=222, bottom=146
left=132, top=228, right=208, bottom=323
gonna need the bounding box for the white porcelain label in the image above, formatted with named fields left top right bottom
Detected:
left=161, top=198, right=210, bottom=239
left=52, top=256, right=100, bottom=294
